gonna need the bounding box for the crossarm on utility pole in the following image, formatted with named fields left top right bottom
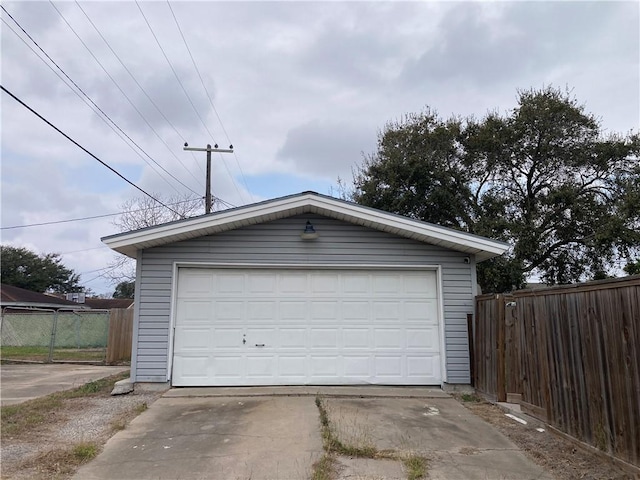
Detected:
left=183, top=144, right=234, bottom=214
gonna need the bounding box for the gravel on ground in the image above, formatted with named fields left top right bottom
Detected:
left=1, top=390, right=162, bottom=479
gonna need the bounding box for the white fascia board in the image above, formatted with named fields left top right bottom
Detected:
left=102, top=192, right=509, bottom=260
left=102, top=195, right=315, bottom=257
left=307, top=197, right=509, bottom=257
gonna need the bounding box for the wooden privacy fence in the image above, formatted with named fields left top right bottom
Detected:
left=473, top=276, right=640, bottom=468
left=106, top=308, right=133, bottom=364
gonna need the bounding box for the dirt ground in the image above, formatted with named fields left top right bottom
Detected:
left=1, top=389, right=161, bottom=479
left=458, top=398, right=637, bottom=480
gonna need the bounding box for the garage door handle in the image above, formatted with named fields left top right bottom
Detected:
left=255, top=343, right=265, bottom=347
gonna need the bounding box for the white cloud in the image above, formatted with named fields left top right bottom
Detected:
left=2, top=1, right=637, bottom=294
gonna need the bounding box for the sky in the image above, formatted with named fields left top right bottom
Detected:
left=1, top=1, right=638, bottom=296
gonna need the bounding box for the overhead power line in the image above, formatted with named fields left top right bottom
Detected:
left=1, top=197, right=236, bottom=230
left=1, top=4, right=199, bottom=197
left=1, top=85, right=182, bottom=217
left=136, top=0, right=247, bottom=203
left=48, top=0, right=205, bottom=194
left=166, top=0, right=254, bottom=201
left=73, top=1, right=206, bottom=181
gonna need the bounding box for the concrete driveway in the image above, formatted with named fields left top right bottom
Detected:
left=0, top=364, right=128, bottom=405
left=74, top=388, right=552, bottom=480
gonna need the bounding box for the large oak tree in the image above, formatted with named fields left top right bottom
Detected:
left=353, top=87, right=640, bottom=292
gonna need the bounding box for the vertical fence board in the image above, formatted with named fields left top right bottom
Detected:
left=473, top=277, right=640, bottom=467
left=106, top=308, right=133, bottom=364
left=474, top=276, right=639, bottom=467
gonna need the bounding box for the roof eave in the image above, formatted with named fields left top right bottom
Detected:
left=102, top=193, right=509, bottom=261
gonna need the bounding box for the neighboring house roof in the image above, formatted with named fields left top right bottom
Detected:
left=84, top=298, right=134, bottom=309
left=0, top=284, right=86, bottom=310
left=102, top=191, right=510, bottom=262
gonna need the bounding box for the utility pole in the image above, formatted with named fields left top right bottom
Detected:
left=183, top=143, right=233, bottom=214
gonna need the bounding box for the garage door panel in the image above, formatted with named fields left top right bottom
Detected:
left=212, top=328, right=243, bottom=349
left=248, top=274, right=277, bottom=293
left=405, top=274, right=437, bottom=295
left=246, top=356, right=275, bottom=377
left=312, top=274, right=339, bottom=294
left=174, top=327, right=211, bottom=350
left=310, top=356, right=339, bottom=376
left=374, top=356, right=403, bottom=376
left=246, top=327, right=276, bottom=347
left=373, top=274, right=404, bottom=294
left=280, top=301, right=307, bottom=320
left=310, top=301, right=339, bottom=319
left=247, top=301, right=276, bottom=320
left=173, top=268, right=442, bottom=386
left=178, top=272, right=213, bottom=296
left=279, top=274, right=308, bottom=294
left=404, top=300, right=438, bottom=321
left=218, top=273, right=245, bottom=293
left=343, top=328, right=370, bottom=348
left=310, top=328, right=339, bottom=348
left=279, top=356, right=307, bottom=376
left=406, top=328, right=439, bottom=350
left=372, top=302, right=400, bottom=321
left=342, top=301, right=370, bottom=321
left=177, top=300, right=212, bottom=321
left=374, top=329, right=403, bottom=348
left=215, top=301, right=244, bottom=320
left=407, top=355, right=438, bottom=377
left=174, top=356, right=210, bottom=381
left=211, top=356, right=242, bottom=377
left=343, top=356, right=370, bottom=376
left=279, top=328, right=307, bottom=348
left=342, top=274, right=369, bottom=294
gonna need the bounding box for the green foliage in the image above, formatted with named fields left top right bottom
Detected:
left=353, top=86, right=640, bottom=292
left=624, top=259, right=640, bottom=276
left=113, top=280, right=135, bottom=299
left=404, top=454, right=428, bottom=480
left=72, top=442, right=98, bottom=462
left=0, top=245, right=82, bottom=293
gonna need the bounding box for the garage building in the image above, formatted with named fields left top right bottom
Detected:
left=102, top=192, right=508, bottom=387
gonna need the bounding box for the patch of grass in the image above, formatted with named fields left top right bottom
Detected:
left=111, top=418, right=127, bottom=431
left=20, top=442, right=100, bottom=477
left=315, top=396, right=378, bottom=458
left=72, top=442, right=98, bottom=462
left=1, top=371, right=128, bottom=437
left=314, top=396, right=431, bottom=480
left=403, top=454, right=428, bottom=480
left=135, top=402, right=148, bottom=414
left=0, top=346, right=106, bottom=362
left=311, top=453, right=337, bottom=480
left=460, top=393, right=481, bottom=403
left=1, top=345, right=50, bottom=362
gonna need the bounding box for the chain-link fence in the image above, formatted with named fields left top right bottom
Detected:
left=0, top=307, right=110, bottom=363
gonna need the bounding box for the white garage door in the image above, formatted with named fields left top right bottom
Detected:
left=171, top=268, right=441, bottom=386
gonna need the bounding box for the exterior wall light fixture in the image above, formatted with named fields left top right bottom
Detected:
left=300, top=221, right=319, bottom=240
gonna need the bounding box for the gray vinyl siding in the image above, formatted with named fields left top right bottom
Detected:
left=134, top=213, right=474, bottom=384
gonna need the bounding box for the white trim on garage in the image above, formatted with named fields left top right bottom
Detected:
left=167, top=262, right=446, bottom=385
left=103, top=192, right=509, bottom=262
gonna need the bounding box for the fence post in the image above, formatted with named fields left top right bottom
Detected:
left=48, top=310, right=58, bottom=363
left=103, top=311, right=110, bottom=364
left=467, top=313, right=475, bottom=387
left=496, top=294, right=507, bottom=402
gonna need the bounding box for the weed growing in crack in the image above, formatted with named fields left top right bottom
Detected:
left=311, top=453, right=337, bottom=480
left=403, top=453, right=428, bottom=480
